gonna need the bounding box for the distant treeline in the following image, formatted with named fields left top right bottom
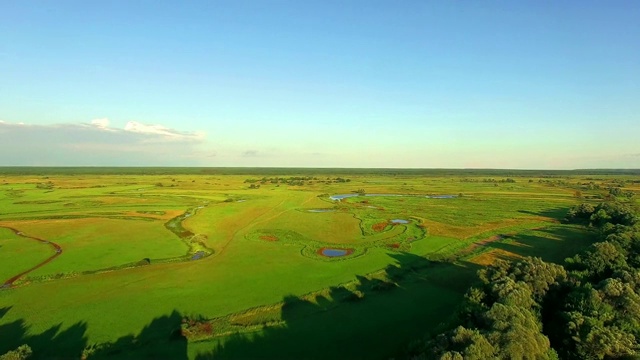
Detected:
left=409, top=200, right=640, bottom=359
left=0, top=167, right=639, bottom=176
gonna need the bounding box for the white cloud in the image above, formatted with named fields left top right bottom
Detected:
left=91, top=118, right=110, bottom=129
left=0, top=119, right=214, bottom=166
left=241, top=150, right=259, bottom=157
left=124, top=121, right=204, bottom=141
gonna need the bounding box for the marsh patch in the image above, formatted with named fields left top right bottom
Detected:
left=259, top=235, right=279, bottom=242
left=372, top=222, right=389, bottom=232
left=317, top=247, right=354, bottom=258
left=390, top=219, right=409, bottom=224
left=191, top=251, right=206, bottom=260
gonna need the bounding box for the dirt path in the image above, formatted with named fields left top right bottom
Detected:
left=1, top=226, right=62, bottom=288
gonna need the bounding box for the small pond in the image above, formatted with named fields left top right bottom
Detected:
left=390, top=219, right=409, bottom=224
left=308, top=209, right=335, bottom=213
left=191, top=251, right=206, bottom=260
left=330, top=193, right=404, bottom=201
left=319, top=248, right=352, bottom=257
left=330, top=194, right=360, bottom=200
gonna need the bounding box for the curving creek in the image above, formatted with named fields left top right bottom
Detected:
left=1, top=205, right=210, bottom=288
left=1, top=226, right=63, bottom=288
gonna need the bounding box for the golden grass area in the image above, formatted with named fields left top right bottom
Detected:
left=469, top=249, right=521, bottom=266
left=419, top=216, right=555, bottom=239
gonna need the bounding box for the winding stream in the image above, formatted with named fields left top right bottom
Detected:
left=1, top=204, right=212, bottom=288
left=1, top=226, right=63, bottom=288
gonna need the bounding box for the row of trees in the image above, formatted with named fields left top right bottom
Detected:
left=459, top=178, right=517, bottom=183
left=244, top=176, right=351, bottom=186
left=411, top=200, right=639, bottom=359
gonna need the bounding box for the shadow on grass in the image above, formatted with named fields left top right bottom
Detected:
left=0, top=306, right=10, bottom=319
left=0, top=308, right=188, bottom=359
left=87, top=310, right=187, bottom=360
left=484, top=225, right=597, bottom=264
left=1, top=253, right=484, bottom=359
left=518, top=207, right=569, bottom=221
left=0, top=314, right=88, bottom=359
left=194, top=252, right=481, bottom=360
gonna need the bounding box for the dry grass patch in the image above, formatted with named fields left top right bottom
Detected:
left=372, top=222, right=389, bottom=232
left=469, top=248, right=522, bottom=266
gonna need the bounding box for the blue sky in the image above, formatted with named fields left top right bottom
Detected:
left=1, top=1, right=638, bottom=168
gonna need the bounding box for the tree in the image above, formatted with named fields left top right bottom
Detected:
left=428, top=326, right=496, bottom=360
left=571, top=242, right=628, bottom=281
left=484, top=303, right=554, bottom=359
left=0, top=345, right=32, bottom=360
left=565, top=203, right=595, bottom=223
left=479, top=257, right=567, bottom=304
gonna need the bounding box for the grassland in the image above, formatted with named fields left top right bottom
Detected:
left=0, top=169, right=637, bottom=359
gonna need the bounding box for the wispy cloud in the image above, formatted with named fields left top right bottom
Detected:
left=0, top=119, right=213, bottom=166
left=90, top=118, right=111, bottom=130
left=241, top=150, right=259, bottom=157
left=123, top=121, right=204, bottom=141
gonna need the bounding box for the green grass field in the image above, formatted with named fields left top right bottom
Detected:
left=1, top=169, right=635, bottom=359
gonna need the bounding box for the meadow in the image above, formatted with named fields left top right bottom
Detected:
left=1, top=168, right=637, bottom=359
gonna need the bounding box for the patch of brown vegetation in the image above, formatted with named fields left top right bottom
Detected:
left=372, top=221, right=389, bottom=232
left=470, top=249, right=522, bottom=266
left=259, top=235, right=278, bottom=242
left=419, top=217, right=552, bottom=239
left=388, top=243, right=400, bottom=249
left=181, top=317, right=214, bottom=340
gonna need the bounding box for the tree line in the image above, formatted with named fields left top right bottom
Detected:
left=410, top=200, right=640, bottom=359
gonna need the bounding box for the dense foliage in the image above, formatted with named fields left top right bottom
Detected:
left=0, top=345, right=32, bottom=360
left=412, top=200, right=640, bottom=360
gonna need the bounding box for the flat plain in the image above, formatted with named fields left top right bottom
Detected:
left=1, top=168, right=637, bottom=359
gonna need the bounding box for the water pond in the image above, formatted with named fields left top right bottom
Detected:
left=390, top=219, right=409, bottom=224
left=319, top=248, right=353, bottom=257
left=330, top=193, right=404, bottom=201
left=191, top=251, right=206, bottom=260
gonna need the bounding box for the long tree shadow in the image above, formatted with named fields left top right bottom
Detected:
left=518, top=207, right=570, bottom=221
left=84, top=310, right=188, bottom=360
left=483, top=225, right=598, bottom=264
left=0, top=310, right=88, bottom=359
left=194, top=252, right=481, bottom=359
left=0, top=306, right=10, bottom=319
left=0, top=308, right=188, bottom=359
